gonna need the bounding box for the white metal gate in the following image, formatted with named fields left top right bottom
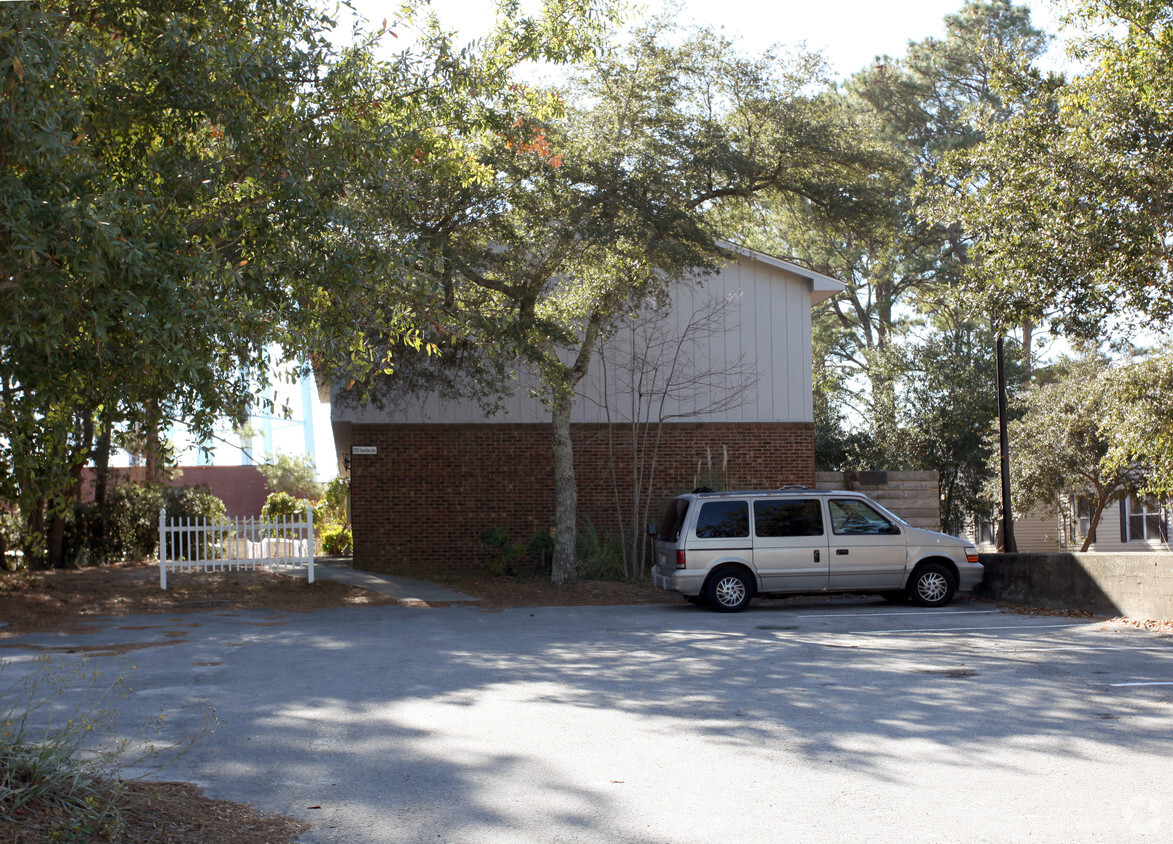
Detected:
left=158, top=504, right=314, bottom=589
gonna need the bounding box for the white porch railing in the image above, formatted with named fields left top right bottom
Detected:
left=158, top=504, right=314, bottom=590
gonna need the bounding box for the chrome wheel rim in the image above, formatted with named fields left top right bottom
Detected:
left=917, top=572, right=948, bottom=603
left=714, top=576, right=746, bottom=607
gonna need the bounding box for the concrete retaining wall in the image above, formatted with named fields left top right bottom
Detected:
left=979, top=552, right=1173, bottom=621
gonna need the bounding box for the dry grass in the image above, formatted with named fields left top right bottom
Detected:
left=0, top=780, right=309, bottom=844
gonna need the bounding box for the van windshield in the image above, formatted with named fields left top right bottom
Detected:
left=656, top=498, right=691, bottom=541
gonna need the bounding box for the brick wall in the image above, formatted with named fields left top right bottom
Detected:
left=350, top=421, right=815, bottom=575
left=79, top=465, right=270, bottom=517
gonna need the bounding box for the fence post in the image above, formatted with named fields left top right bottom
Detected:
left=159, top=507, right=168, bottom=590
left=306, top=501, right=315, bottom=583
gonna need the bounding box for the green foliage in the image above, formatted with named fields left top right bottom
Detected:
left=163, top=485, right=227, bottom=524
left=575, top=517, right=627, bottom=581
left=1000, top=355, right=1146, bottom=549
left=899, top=322, right=1011, bottom=535
left=55, top=483, right=226, bottom=566
left=0, top=0, right=622, bottom=566
left=351, top=19, right=887, bottom=585
left=258, top=453, right=324, bottom=501
left=931, top=0, right=1173, bottom=336
left=479, top=526, right=525, bottom=577
left=320, top=477, right=350, bottom=527
left=321, top=526, right=352, bottom=557
left=260, top=492, right=310, bottom=523
left=1100, top=351, right=1173, bottom=500
left=158, top=485, right=229, bottom=563
left=728, top=2, right=1047, bottom=481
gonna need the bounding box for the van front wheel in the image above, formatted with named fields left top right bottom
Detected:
left=706, top=569, right=753, bottom=613
left=907, top=562, right=957, bottom=608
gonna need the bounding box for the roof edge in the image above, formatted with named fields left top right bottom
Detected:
left=716, top=239, right=845, bottom=305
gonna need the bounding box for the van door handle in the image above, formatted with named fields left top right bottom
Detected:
left=836, top=549, right=849, bottom=555
left=813, top=550, right=820, bottom=562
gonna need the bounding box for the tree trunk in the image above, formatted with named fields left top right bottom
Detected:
left=93, top=419, right=113, bottom=506
left=24, top=497, right=46, bottom=569
left=145, top=401, right=162, bottom=483
left=549, top=388, right=579, bottom=586
left=46, top=506, right=68, bottom=569
left=46, top=413, right=95, bottom=569
left=540, top=315, right=603, bottom=586
left=1021, top=317, right=1033, bottom=386
left=1082, top=495, right=1108, bottom=553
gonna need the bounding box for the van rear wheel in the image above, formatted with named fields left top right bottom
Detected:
left=706, top=569, right=753, bottom=613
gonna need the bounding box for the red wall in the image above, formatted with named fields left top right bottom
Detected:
left=79, top=465, right=271, bottom=517
left=349, top=422, right=815, bottom=576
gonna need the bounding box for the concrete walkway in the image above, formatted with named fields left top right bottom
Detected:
left=312, top=557, right=480, bottom=602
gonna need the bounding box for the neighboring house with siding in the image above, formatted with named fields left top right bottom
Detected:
left=966, top=494, right=1171, bottom=553
left=331, top=242, right=843, bottom=576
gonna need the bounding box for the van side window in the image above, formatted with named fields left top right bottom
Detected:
left=694, top=501, right=749, bottom=539
left=754, top=499, right=824, bottom=537
left=829, top=499, right=899, bottom=535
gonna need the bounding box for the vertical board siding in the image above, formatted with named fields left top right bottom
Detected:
left=334, top=255, right=817, bottom=427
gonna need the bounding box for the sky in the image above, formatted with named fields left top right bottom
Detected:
left=343, top=0, right=1074, bottom=78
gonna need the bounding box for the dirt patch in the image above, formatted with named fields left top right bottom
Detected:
left=0, top=779, right=308, bottom=844
left=0, top=559, right=402, bottom=636
left=0, top=560, right=682, bottom=638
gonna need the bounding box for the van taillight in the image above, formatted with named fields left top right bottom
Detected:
left=675, top=550, right=687, bottom=570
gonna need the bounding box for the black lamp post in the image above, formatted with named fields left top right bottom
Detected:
left=996, top=335, right=1017, bottom=553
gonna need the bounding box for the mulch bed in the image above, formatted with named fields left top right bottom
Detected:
left=0, top=780, right=309, bottom=844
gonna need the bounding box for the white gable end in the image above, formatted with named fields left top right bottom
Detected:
left=334, top=247, right=841, bottom=426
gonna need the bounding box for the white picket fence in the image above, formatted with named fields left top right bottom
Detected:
left=158, top=504, right=314, bottom=590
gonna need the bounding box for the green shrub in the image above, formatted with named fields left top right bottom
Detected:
left=260, top=491, right=310, bottom=522
left=576, top=517, right=627, bottom=580
left=480, top=526, right=525, bottom=576
left=114, top=484, right=164, bottom=560
left=321, top=526, right=352, bottom=556
left=320, top=477, right=350, bottom=526
left=59, top=484, right=228, bottom=565
left=159, top=486, right=228, bottom=562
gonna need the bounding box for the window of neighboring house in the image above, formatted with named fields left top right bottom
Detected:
left=1124, top=495, right=1166, bottom=543
left=975, top=515, right=995, bottom=546
left=1069, top=497, right=1096, bottom=546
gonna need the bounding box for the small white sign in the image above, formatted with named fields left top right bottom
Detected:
left=351, top=446, right=378, bottom=455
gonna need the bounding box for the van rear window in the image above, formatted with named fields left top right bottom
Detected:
left=656, top=498, right=691, bottom=541
left=694, top=501, right=750, bottom=539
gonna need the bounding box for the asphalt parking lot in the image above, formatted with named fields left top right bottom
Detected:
left=3, top=596, right=1171, bottom=842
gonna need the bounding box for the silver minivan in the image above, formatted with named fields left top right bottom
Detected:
left=652, top=488, right=983, bottom=612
